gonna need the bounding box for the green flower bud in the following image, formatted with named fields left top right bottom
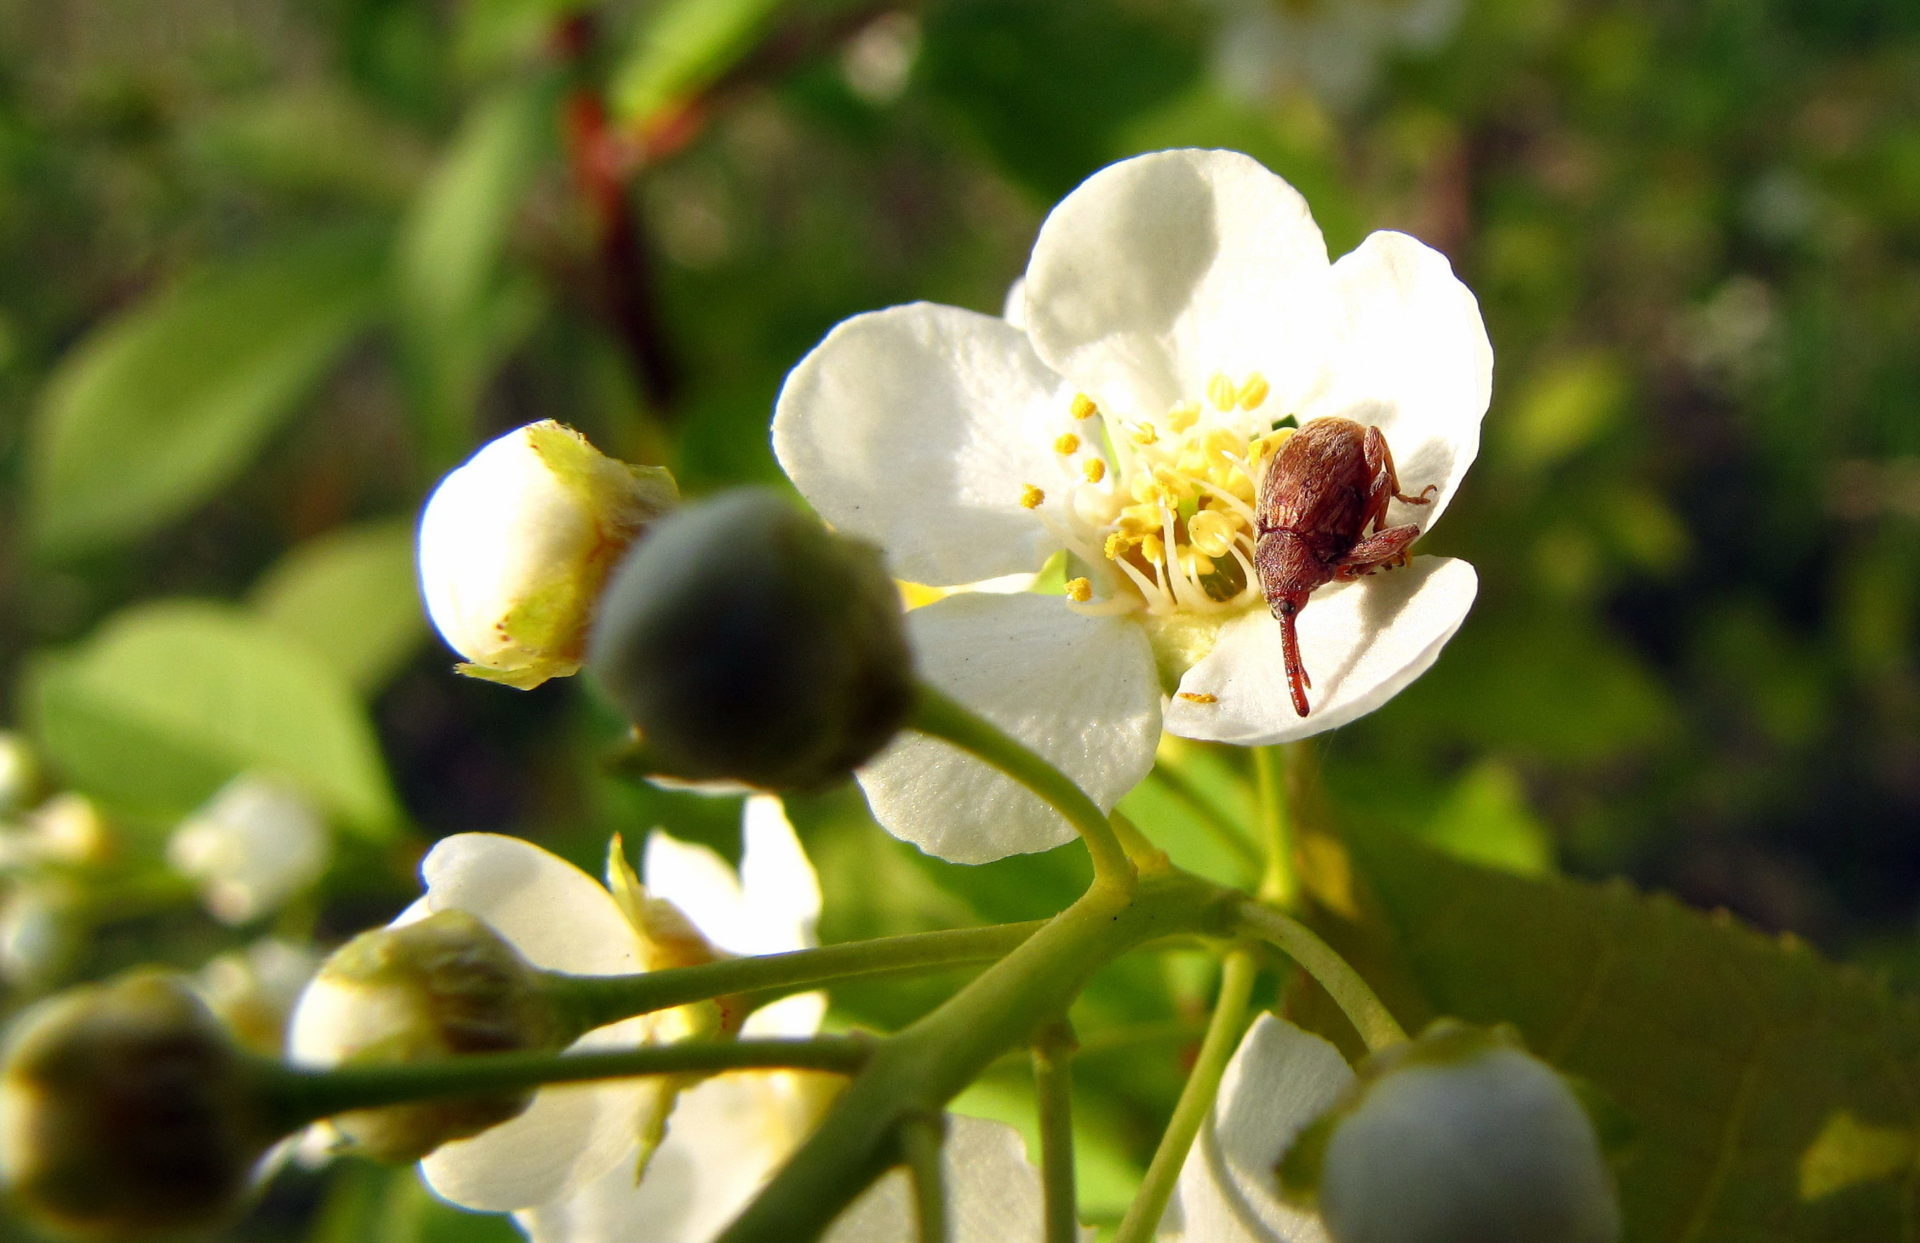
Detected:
left=586, top=488, right=915, bottom=790
left=1282, top=1021, right=1620, bottom=1243
left=0, top=971, right=279, bottom=1239
left=286, top=910, right=573, bottom=1163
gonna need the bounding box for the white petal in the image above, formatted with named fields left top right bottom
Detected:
left=1167, top=1015, right=1353, bottom=1243
left=856, top=594, right=1160, bottom=863
left=1166, top=558, right=1477, bottom=745
left=421, top=1015, right=657, bottom=1212
left=643, top=831, right=746, bottom=945
left=1023, top=149, right=1333, bottom=419
left=772, top=303, right=1075, bottom=587
left=418, top=833, right=647, bottom=976
left=1298, top=231, right=1493, bottom=533
left=742, top=990, right=826, bottom=1040
left=823, top=1115, right=1069, bottom=1243
left=739, top=795, right=821, bottom=953
left=1001, top=276, right=1029, bottom=330
left=518, top=1071, right=825, bottom=1243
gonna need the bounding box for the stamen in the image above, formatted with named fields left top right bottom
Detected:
left=1207, top=372, right=1237, bottom=411
left=1166, top=401, right=1201, bottom=433
left=1103, top=531, right=1134, bottom=560
left=1237, top=373, right=1270, bottom=410
left=1019, top=484, right=1046, bottom=510
left=1070, top=393, right=1098, bottom=420
left=1139, top=532, right=1166, bottom=564
left=1054, top=432, right=1081, bottom=455
left=1189, top=509, right=1237, bottom=557
left=1082, top=458, right=1106, bottom=483
left=1065, top=577, right=1092, bottom=603
left=1131, top=422, right=1159, bottom=447
left=1176, top=691, right=1218, bottom=704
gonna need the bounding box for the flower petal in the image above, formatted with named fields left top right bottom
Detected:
left=823, top=1115, right=1069, bottom=1243
left=421, top=1015, right=658, bottom=1211
left=417, top=833, right=646, bottom=976
left=1023, top=149, right=1333, bottom=420
left=856, top=593, right=1160, bottom=863
left=643, top=831, right=746, bottom=945
left=1166, top=557, right=1477, bottom=745
left=1166, top=1015, right=1352, bottom=1243
left=513, top=1069, right=819, bottom=1243
left=1298, top=231, right=1492, bottom=533
left=772, top=303, right=1075, bottom=587
left=739, top=795, right=821, bottom=953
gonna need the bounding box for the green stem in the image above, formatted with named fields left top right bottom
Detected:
left=902, top=1113, right=949, bottom=1243
left=909, top=683, right=1135, bottom=889
left=262, top=1037, right=871, bottom=1134
left=1251, top=745, right=1295, bottom=905
left=549, top=921, right=1046, bottom=1033
left=1032, top=1022, right=1079, bottom=1243
left=1146, top=764, right=1260, bottom=876
left=1235, top=900, right=1406, bottom=1052
left=716, top=871, right=1241, bottom=1243
left=1110, top=948, right=1259, bottom=1243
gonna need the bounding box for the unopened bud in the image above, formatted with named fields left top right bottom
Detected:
left=586, top=489, right=915, bottom=790
left=1282, top=1021, right=1620, bottom=1243
left=418, top=420, right=678, bottom=689
left=0, top=972, right=278, bottom=1239
left=168, top=776, right=328, bottom=925
left=286, top=910, right=572, bottom=1162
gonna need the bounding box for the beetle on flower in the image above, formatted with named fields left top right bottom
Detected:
left=774, top=148, right=1491, bottom=863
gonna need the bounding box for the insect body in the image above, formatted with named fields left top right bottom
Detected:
left=1253, top=417, right=1435, bottom=717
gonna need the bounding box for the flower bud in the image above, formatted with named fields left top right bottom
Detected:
left=0, top=971, right=278, bottom=1239
left=586, top=488, right=915, bottom=791
left=418, top=420, right=678, bottom=689
left=286, top=910, right=572, bottom=1162
left=1282, top=1022, right=1620, bottom=1243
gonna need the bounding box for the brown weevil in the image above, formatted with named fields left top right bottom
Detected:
left=1253, top=416, right=1436, bottom=717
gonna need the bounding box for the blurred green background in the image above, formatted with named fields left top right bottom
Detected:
left=1, top=0, right=1918, bottom=1237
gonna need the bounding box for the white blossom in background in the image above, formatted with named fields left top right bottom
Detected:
left=0, top=733, right=36, bottom=814
left=418, top=420, right=678, bottom=690
left=193, top=939, right=320, bottom=1055
left=1160, top=1015, right=1354, bottom=1243
left=1207, top=0, right=1464, bottom=111
left=168, top=776, right=329, bottom=925
left=775, top=148, right=1489, bottom=862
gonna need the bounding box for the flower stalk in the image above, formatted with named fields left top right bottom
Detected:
left=1236, top=900, right=1407, bottom=1052
left=1031, top=1021, right=1080, bottom=1243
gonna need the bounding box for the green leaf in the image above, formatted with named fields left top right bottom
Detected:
left=24, top=601, right=403, bottom=837
left=27, top=228, right=386, bottom=559
left=609, top=0, right=785, bottom=123
left=1300, top=820, right=1920, bottom=1241
left=250, top=520, right=426, bottom=694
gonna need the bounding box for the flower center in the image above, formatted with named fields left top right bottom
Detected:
left=1024, top=372, right=1294, bottom=618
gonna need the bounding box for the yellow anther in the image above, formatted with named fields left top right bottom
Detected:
left=1207, top=372, right=1237, bottom=411
left=1166, top=401, right=1201, bottom=433
left=1237, top=373, right=1270, bottom=410
left=1020, top=484, right=1046, bottom=510
left=1119, top=505, right=1159, bottom=533
left=1070, top=393, right=1098, bottom=420
left=1188, top=509, right=1238, bottom=557
left=1103, top=531, right=1135, bottom=560
left=1065, top=577, right=1093, bottom=602
left=1179, top=549, right=1215, bottom=578
left=1082, top=458, right=1107, bottom=483
left=1250, top=427, right=1296, bottom=462
left=1177, top=441, right=1211, bottom=476
left=1176, top=691, right=1218, bottom=704
left=1130, top=422, right=1159, bottom=446
left=1139, top=533, right=1166, bottom=564
left=1054, top=432, right=1081, bottom=455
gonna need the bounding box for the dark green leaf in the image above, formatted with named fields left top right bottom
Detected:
left=27, top=229, right=386, bottom=559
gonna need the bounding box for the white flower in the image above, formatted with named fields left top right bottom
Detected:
left=192, top=939, right=320, bottom=1056
left=1160, top=1015, right=1354, bottom=1243
left=1207, top=0, right=1464, bottom=111
left=418, top=420, right=678, bottom=690
left=774, top=149, right=1489, bottom=862
left=512, top=796, right=830, bottom=1241
left=168, top=776, right=329, bottom=925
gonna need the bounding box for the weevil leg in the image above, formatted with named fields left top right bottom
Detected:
left=1334, top=523, right=1423, bottom=579
left=1361, top=426, right=1438, bottom=533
